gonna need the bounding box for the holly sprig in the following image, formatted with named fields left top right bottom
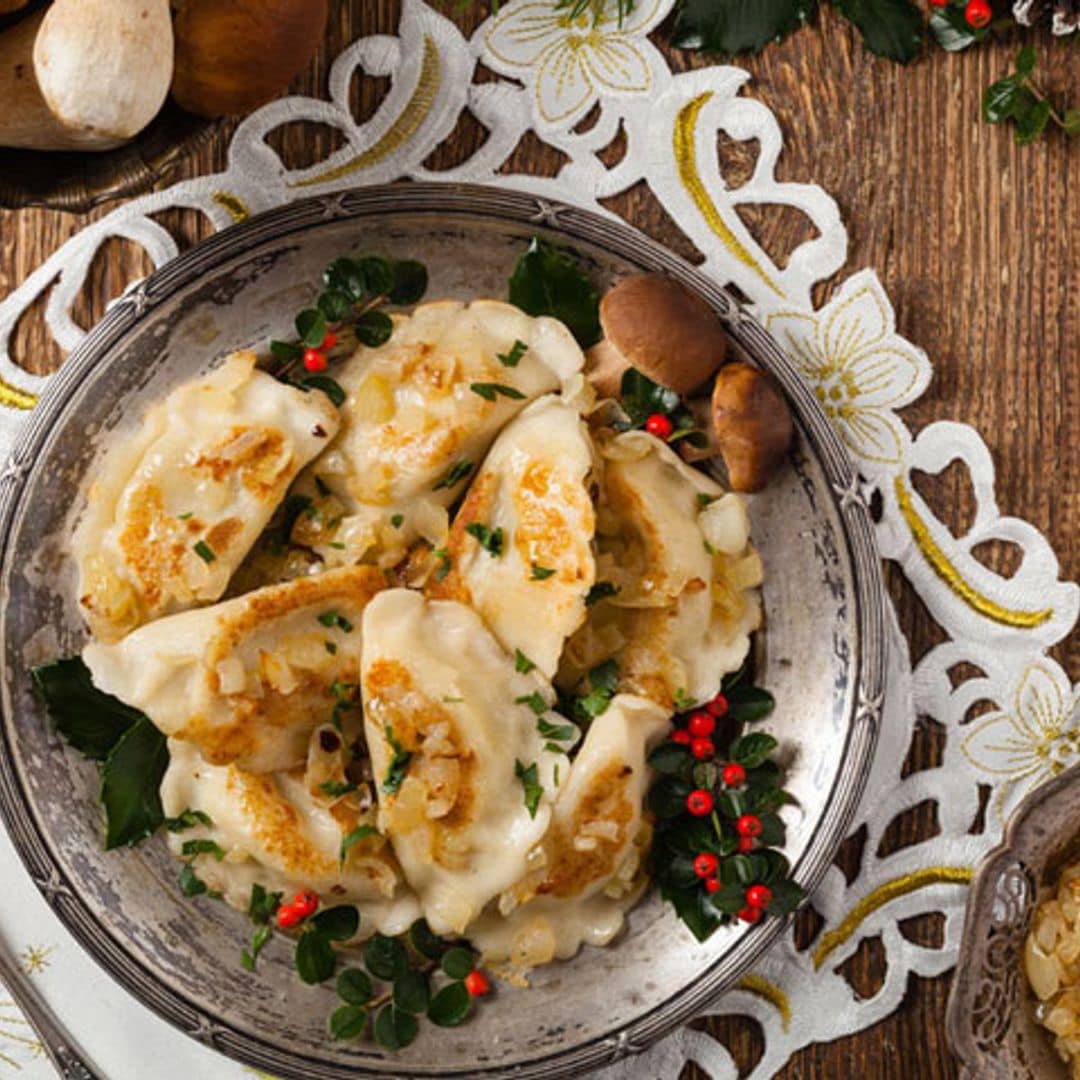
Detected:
left=649, top=665, right=805, bottom=942
left=982, top=44, right=1080, bottom=142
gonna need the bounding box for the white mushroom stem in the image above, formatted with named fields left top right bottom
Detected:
left=583, top=339, right=632, bottom=400
left=0, top=0, right=173, bottom=151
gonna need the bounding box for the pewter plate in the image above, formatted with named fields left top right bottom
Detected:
left=0, top=184, right=884, bottom=1079
left=946, top=764, right=1080, bottom=1079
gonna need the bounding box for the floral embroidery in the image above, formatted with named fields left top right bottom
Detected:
left=18, top=946, right=52, bottom=977
left=0, top=998, right=43, bottom=1070
left=482, top=0, right=670, bottom=128
left=962, top=661, right=1080, bottom=821
left=765, top=271, right=930, bottom=468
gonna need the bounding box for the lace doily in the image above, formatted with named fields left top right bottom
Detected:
left=0, top=2, right=1077, bottom=1077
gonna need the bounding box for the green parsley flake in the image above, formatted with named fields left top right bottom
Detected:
left=317, top=610, right=354, bottom=632
left=515, top=691, right=548, bottom=716
left=340, top=824, right=379, bottom=866
left=673, top=687, right=696, bottom=712
left=177, top=511, right=194, bottom=521
left=433, top=548, right=452, bottom=581
left=181, top=838, right=226, bottom=861
left=515, top=760, right=543, bottom=818
left=193, top=540, right=216, bottom=564
left=530, top=564, right=556, bottom=580
left=586, top=581, right=619, bottom=606
left=325, top=641, right=338, bottom=656
left=391, top=514, right=404, bottom=528
left=382, top=726, right=413, bottom=795
left=442, top=695, right=464, bottom=704
left=696, top=492, right=716, bottom=509
left=537, top=717, right=576, bottom=742
left=497, top=340, right=528, bottom=367
left=465, top=522, right=504, bottom=557
left=575, top=659, right=619, bottom=721
left=165, top=808, right=213, bottom=833
left=469, top=382, right=526, bottom=402
left=433, top=460, right=473, bottom=491
left=319, top=779, right=357, bottom=798
left=514, top=648, right=536, bottom=674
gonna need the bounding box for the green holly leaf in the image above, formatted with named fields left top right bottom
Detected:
left=832, top=0, right=922, bottom=63
left=929, top=6, right=980, bottom=51
left=983, top=77, right=1020, bottom=124
left=1063, top=109, right=1080, bottom=137
left=647, top=743, right=693, bottom=777
left=508, top=236, right=601, bottom=349
left=726, top=685, right=775, bottom=722
left=649, top=776, right=692, bottom=819
left=428, top=981, right=473, bottom=1027
left=1015, top=44, right=1036, bottom=79
left=766, top=877, right=806, bottom=916
left=328, top=1004, right=368, bottom=1041
left=709, top=880, right=747, bottom=915
left=1015, top=97, right=1053, bottom=145
left=730, top=732, right=779, bottom=769
left=672, top=0, right=817, bottom=54
left=660, top=883, right=721, bottom=941
left=756, top=812, right=786, bottom=847
left=101, top=716, right=168, bottom=849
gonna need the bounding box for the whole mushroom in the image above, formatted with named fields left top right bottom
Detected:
left=585, top=274, right=728, bottom=397
left=685, top=362, right=794, bottom=493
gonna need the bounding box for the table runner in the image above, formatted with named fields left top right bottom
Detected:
left=0, top=2, right=1077, bottom=1076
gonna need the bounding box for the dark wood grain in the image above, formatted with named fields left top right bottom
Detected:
left=1, top=3, right=1077, bottom=1077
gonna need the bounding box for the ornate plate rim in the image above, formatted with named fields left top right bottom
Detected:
left=0, top=181, right=885, bottom=1079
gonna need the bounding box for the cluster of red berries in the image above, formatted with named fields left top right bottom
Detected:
left=302, top=330, right=338, bottom=373
left=276, top=888, right=319, bottom=929
left=929, top=0, right=992, bottom=29
left=670, top=692, right=728, bottom=760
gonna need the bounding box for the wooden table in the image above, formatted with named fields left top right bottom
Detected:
left=1, top=3, right=1076, bottom=1077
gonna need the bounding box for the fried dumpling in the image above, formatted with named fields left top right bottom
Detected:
left=296, top=300, right=586, bottom=568
left=360, top=588, right=574, bottom=936
left=559, top=430, right=762, bottom=709
left=468, top=694, right=669, bottom=972
left=73, top=351, right=340, bottom=643
left=83, top=565, right=385, bottom=773
left=160, top=739, right=420, bottom=936
left=427, top=395, right=596, bottom=679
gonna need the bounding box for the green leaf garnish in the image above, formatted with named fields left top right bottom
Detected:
left=408, top=919, right=447, bottom=961
left=585, top=581, right=619, bottom=606
left=249, top=884, right=283, bottom=925
left=497, top=339, right=528, bottom=367
left=241, top=925, right=273, bottom=972
left=300, top=375, right=346, bottom=407
left=317, top=609, right=353, bottom=632
left=165, top=808, right=212, bottom=832
left=296, top=308, right=328, bottom=348
left=465, top=522, right=504, bottom=556
left=317, top=288, right=353, bottom=322
left=340, top=825, right=379, bottom=865
left=393, top=969, right=431, bottom=1015
left=181, top=838, right=226, bottom=861
left=179, top=864, right=207, bottom=897
left=432, top=459, right=473, bottom=491
left=359, top=256, right=394, bottom=298
left=373, top=1004, right=418, bottom=1050
left=433, top=548, right=452, bottom=582
left=102, top=716, right=169, bottom=849
left=515, top=691, right=548, bottom=716
left=514, top=648, right=536, bottom=674
left=428, top=981, right=472, bottom=1027
left=337, top=968, right=374, bottom=1006
left=295, top=929, right=337, bottom=985
left=270, top=339, right=303, bottom=364
left=574, top=659, right=619, bottom=722
left=364, top=934, right=408, bottom=980
left=382, top=726, right=413, bottom=795
left=440, top=947, right=475, bottom=980
left=508, top=236, right=601, bottom=349
left=537, top=717, right=576, bottom=742
left=389, top=260, right=428, bottom=305
left=320, top=779, right=357, bottom=798
left=328, top=1003, right=368, bottom=1041
left=390, top=513, right=404, bottom=528
left=530, top=564, right=556, bottom=580
left=469, top=382, right=526, bottom=402
left=515, top=759, right=543, bottom=818
left=324, top=257, right=367, bottom=301
left=356, top=310, right=393, bottom=348
left=674, top=687, right=696, bottom=712
left=192, top=540, right=215, bottom=564
left=671, top=0, right=816, bottom=55
left=312, top=905, right=360, bottom=942
left=832, top=0, right=922, bottom=63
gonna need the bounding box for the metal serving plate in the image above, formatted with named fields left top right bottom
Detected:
left=0, top=183, right=884, bottom=1079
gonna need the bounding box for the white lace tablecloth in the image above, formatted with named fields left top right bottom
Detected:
left=1, top=2, right=1077, bottom=1076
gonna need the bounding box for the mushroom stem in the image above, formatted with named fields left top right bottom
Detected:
left=584, top=338, right=631, bottom=400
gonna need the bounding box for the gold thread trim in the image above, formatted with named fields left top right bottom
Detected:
left=894, top=476, right=1053, bottom=629
left=813, top=865, right=973, bottom=969
left=211, top=191, right=250, bottom=224
left=0, top=378, right=37, bottom=411
left=736, top=974, right=791, bottom=1030
left=290, top=36, right=441, bottom=188
left=673, top=92, right=782, bottom=298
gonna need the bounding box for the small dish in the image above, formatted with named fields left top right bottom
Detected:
left=947, top=764, right=1080, bottom=1079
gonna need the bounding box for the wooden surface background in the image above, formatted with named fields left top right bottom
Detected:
left=1, top=2, right=1077, bottom=1077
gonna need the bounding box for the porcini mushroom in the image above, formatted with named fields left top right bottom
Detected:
left=684, top=362, right=793, bottom=493
left=0, top=0, right=173, bottom=150
left=585, top=274, right=728, bottom=398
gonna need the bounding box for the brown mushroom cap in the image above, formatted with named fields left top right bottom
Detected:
left=709, top=362, right=793, bottom=493
left=587, top=274, right=727, bottom=397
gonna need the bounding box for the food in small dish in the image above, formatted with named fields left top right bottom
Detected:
left=35, top=240, right=799, bottom=1050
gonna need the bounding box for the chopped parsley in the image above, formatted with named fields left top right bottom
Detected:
left=382, top=726, right=413, bottom=795
left=544, top=741, right=564, bottom=754
left=340, top=824, right=380, bottom=866
left=515, top=691, right=548, bottom=716
left=324, top=641, right=338, bottom=656
left=537, top=717, right=576, bottom=742
left=390, top=513, right=404, bottom=528
left=181, top=838, right=226, bottom=861
left=432, top=460, right=473, bottom=491
left=469, top=382, right=526, bottom=402
left=328, top=542, right=346, bottom=550
left=241, top=925, right=272, bottom=972
left=515, top=760, right=543, bottom=819
left=317, top=610, right=354, bottom=632
left=248, top=883, right=283, bottom=925
left=696, top=492, right=717, bottom=509
left=703, top=539, right=717, bottom=556
left=432, top=548, right=452, bottom=581
left=192, top=540, right=216, bottom=564
left=465, top=522, right=504, bottom=557
left=177, top=511, right=194, bottom=521
left=514, top=648, right=536, bottom=674
left=497, top=339, right=528, bottom=367
left=319, top=779, right=358, bottom=798
left=674, top=687, right=696, bottom=712
left=575, top=659, right=619, bottom=722
left=442, top=695, right=464, bottom=704
left=165, top=808, right=213, bottom=833
left=179, top=864, right=207, bottom=897
left=530, top=564, right=556, bottom=580
left=585, top=581, right=619, bottom=606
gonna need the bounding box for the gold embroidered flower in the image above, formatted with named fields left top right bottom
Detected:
left=482, top=0, right=670, bottom=129
left=765, top=271, right=930, bottom=468
left=962, top=661, right=1080, bottom=821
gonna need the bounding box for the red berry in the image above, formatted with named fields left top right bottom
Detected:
left=705, top=876, right=720, bottom=894
left=965, top=0, right=991, bottom=27
left=706, top=693, right=728, bottom=718
left=693, top=852, right=719, bottom=879
left=746, top=884, right=773, bottom=909
left=738, top=836, right=755, bottom=853
left=464, top=970, right=490, bottom=996
left=686, top=789, right=714, bottom=817
left=687, top=711, right=715, bottom=738
left=738, top=905, right=763, bottom=924
left=292, top=889, right=319, bottom=919
left=722, top=763, right=746, bottom=787
left=690, top=737, right=715, bottom=761
left=645, top=413, right=673, bottom=439
left=671, top=729, right=691, bottom=745
left=929, top=0, right=947, bottom=5
left=736, top=814, right=763, bottom=838
left=277, top=904, right=301, bottom=929
left=321, top=330, right=338, bottom=351
left=303, top=348, right=328, bottom=373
